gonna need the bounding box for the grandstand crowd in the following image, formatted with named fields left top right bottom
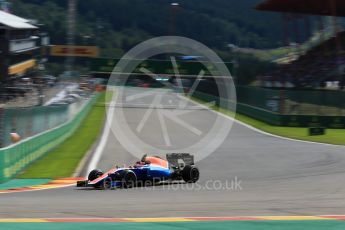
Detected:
left=260, top=31, right=345, bottom=90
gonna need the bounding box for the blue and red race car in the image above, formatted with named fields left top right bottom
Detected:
left=77, top=153, right=200, bottom=189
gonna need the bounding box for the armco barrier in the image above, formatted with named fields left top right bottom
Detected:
left=192, top=91, right=345, bottom=129
left=0, top=94, right=100, bottom=183
left=237, top=86, right=345, bottom=115
left=236, top=103, right=282, bottom=126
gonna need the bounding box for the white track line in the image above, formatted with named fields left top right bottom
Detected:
left=86, top=89, right=117, bottom=176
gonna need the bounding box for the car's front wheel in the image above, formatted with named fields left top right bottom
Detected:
left=88, top=169, right=103, bottom=181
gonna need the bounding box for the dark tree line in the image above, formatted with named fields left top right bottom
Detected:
left=12, top=0, right=284, bottom=55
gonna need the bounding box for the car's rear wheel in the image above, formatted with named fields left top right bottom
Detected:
left=122, top=170, right=137, bottom=188
left=88, top=169, right=103, bottom=181
left=182, top=165, right=199, bottom=183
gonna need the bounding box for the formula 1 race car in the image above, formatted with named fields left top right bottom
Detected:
left=77, top=153, right=200, bottom=189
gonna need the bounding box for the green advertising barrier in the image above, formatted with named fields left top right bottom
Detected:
left=192, top=90, right=345, bottom=129
left=237, top=86, right=281, bottom=111
left=236, top=86, right=345, bottom=114
left=237, top=103, right=282, bottom=126
left=285, top=89, right=345, bottom=109
left=280, top=115, right=345, bottom=128
left=0, top=94, right=100, bottom=183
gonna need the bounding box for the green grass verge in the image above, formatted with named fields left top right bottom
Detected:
left=192, top=97, right=345, bottom=146
left=18, top=93, right=107, bottom=179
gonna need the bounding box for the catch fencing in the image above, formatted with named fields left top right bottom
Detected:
left=0, top=94, right=99, bottom=183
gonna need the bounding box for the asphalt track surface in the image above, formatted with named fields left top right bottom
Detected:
left=1, top=87, right=345, bottom=219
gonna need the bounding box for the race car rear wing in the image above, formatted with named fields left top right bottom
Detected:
left=166, top=153, right=194, bottom=167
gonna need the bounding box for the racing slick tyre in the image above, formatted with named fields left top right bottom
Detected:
left=101, top=178, right=113, bottom=190
left=122, top=170, right=137, bottom=188
left=88, top=169, right=103, bottom=181
left=182, top=165, right=200, bottom=183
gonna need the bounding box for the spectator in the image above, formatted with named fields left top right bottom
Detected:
left=10, top=129, right=21, bottom=143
